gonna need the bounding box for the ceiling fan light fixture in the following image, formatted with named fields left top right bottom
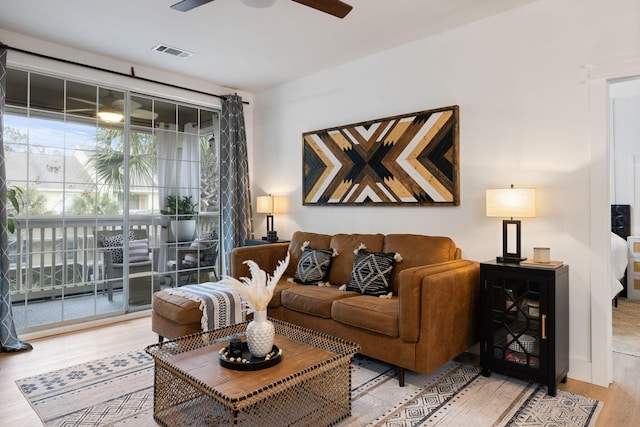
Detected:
left=241, top=0, right=276, bottom=8
left=98, top=110, right=125, bottom=123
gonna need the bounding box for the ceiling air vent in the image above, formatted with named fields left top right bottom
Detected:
left=152, top=44, right=193, bottom=59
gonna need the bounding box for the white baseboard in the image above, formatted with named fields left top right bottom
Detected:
left=568, top=357, right=593, bottom=385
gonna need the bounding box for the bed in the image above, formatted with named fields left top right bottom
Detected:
left=611, top=204, right=630, bottom=305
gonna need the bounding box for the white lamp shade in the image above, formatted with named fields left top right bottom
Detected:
left=256, top=195, right=287, bottom=214
left=256, top=196, right=273, bottom=214
left=272, top=195, right=287, bottom=213
left=486, top=188, right=537, bottom=218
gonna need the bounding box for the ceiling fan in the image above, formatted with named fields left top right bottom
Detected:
left=66, top=93, right=158, bottom=121
left=170, top=0, right=353, bottom=19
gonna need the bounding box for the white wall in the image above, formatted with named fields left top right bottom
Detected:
left=251, top=0, right=640, bottom=384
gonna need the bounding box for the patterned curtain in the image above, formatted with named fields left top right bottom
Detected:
left=220, top=94, right=253, bottom=273
left=0, top=45, right=31, bottom=352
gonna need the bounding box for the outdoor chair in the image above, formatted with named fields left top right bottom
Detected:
left=167, top=230, right=218, bottom=286
left=96, top=229, right=154, bottom=301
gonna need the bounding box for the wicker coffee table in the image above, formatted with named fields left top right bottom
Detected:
left=145, top=318, right=360, bottom=426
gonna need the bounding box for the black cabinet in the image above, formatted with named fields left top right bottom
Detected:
left=480, top=261, right=569, bottom=396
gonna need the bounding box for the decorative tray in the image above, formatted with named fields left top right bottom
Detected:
left=218, top=342, right=282, bottom=371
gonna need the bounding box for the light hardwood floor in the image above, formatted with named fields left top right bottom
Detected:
left=1, top=314, right=639, bottom=426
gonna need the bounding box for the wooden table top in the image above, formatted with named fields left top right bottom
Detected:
left=162, top=333, right=339, bottom=401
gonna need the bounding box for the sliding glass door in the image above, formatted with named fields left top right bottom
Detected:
left=3, top=67, right=220, bottom=333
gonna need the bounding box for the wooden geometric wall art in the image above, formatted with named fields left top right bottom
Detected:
left=302, top=105, right=459, bottom=206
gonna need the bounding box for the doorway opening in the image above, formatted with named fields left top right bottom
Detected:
left=609, top=76, right=640, bottom=359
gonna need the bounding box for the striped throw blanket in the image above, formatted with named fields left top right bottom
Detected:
left=163, top=282, right=245, bottom=331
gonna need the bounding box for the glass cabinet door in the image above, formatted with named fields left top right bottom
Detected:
left=487, top=271, right=545, bottom=370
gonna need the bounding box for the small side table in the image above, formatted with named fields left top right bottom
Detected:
left=479, top=260, right=569, bottom=396
left=244, top=239, right=289, bottom=246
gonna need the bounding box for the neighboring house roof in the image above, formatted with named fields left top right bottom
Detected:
left=5, top=148, right=154, bottom=190
left=5, top=150, right=91, bottom=191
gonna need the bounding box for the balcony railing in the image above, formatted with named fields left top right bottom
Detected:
left=8, top=213, right=219, bottom=303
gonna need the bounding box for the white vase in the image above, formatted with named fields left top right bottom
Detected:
left=246, top=310, right=275, bottom=358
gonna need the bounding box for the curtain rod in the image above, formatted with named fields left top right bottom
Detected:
left=1, top=44, right=249, bottom=105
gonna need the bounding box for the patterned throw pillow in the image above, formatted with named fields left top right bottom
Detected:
left=128, top=238, right=151, bottom=263
left=184, top=230, right=218, bottom=264
left=347, top=249, right=400, bottom=296
left=294, top=246, right=335, bottom=285
left=100, top=231, right=135, bottom=264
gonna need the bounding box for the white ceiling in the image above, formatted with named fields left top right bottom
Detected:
left=0, top=0, right=539, bottom=93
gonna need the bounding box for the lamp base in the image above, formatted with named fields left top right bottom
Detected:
left=262, top=230, right=278, bottom=242
left=496, top=256, right=527, bottom=264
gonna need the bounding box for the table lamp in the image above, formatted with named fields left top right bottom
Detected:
left=256, top=195, right=286, bottom=242
left=486, top=185, right=537, bottom=263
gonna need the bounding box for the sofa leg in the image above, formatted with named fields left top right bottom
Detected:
left=158, top=335, right=164, bottom=343
left=397, top=366, right=405, bottom=386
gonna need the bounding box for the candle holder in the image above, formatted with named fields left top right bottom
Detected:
left=229, top=337, right=243, bottom=359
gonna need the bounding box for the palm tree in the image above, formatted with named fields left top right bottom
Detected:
left=89, top=128, right=156, bottom=189
left=6, top=185, right=23, bottom=233
left=69, top=190, right=120, bottom=215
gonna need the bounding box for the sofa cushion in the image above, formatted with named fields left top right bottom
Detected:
left=294, top=245, right=334, bottom=284
left=281, top=285, right=358, bottom=319
left=268, top=280, right=297, bottom=308
left=328, top=234, right=384, bottom=285
left=383, top=234, right=459, bottom=293
left=347, top=249, right=398, bottom=296
left=332, top=295, right=399, bottom=338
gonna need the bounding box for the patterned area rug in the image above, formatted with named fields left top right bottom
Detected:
left=16, top=350, right=601, bottom=426
left=612, top=298, right=640, bottom=357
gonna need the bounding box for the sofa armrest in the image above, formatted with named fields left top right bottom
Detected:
left=399, top=260, right=480, bottom=373
left=229, top=243, right=290, bottom=279
left=397, top=260, right=480, bottom=343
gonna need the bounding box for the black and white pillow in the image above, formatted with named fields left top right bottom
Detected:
left=294, top=243, right=335, bottom=285
left=184, top=229, right=218, bottom=264
left=347, top=247, right=401, bottom=296
left=198, top=229, right=218, bottom=241
left=100, top=231, right=135, bottom=264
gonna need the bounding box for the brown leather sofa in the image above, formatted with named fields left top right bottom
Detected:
left=228, top=231, right=481, bottom=385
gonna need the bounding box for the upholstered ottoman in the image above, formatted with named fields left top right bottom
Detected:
left=152, top=284, right=246, bottom=342
left=151, top=290, right=202, bottom=342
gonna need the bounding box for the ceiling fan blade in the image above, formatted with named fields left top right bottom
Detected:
left=109, top=100, right=158, bottom=119
left=67, top=96, right=99, bottom=106
left=291, top=0, right=352, bottom=18
left=131, top=109, right=159, bottom=120
left=170, top=0, right=215, bottom=12
left=113, top=99, right=141, bottom=110
left=66, top=108, right=95, bottom=113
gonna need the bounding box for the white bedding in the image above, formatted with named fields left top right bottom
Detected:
left=611, top=232, right=628, bottom=299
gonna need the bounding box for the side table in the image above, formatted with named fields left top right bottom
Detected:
left=479, top=260, right=569, bottom=396
left=244, top=239, right=289, bottom=246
